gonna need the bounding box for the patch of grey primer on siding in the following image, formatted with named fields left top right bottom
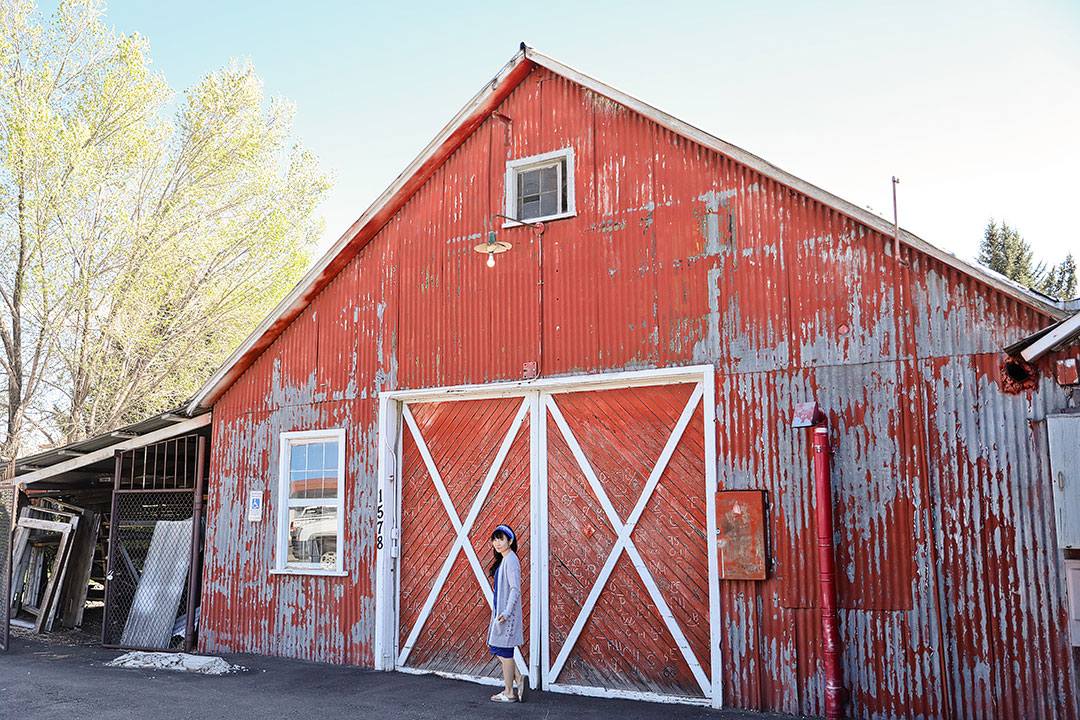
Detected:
left=722, top=294, right=790, bottom=374
left=797, top=231, right=899, bottom=367
left=912, top=268, right=1008, bottom=358
left=692, top=267, right=722, bottom=364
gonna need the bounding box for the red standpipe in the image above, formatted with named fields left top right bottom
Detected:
left=813, top=425, right=847, bottom=719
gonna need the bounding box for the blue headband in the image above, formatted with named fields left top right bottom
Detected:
left=495, top=524, right=515, bottom=542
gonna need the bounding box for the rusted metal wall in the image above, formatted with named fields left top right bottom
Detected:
left=201, top=65, right=1077, bottom=718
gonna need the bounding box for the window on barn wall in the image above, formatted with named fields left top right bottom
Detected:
left=275, top=429, right=346, bottom=575
left=504, top=148, right=575, bottom=224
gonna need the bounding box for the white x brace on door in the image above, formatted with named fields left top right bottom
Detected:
left=374, top=366, right=720, bottom=707
left=395, top=398, right=530, bottom=678
left=542, top=384, right=711, bottom=698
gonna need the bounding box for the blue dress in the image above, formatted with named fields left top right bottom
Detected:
left=489, top=563, right=514, bottom=658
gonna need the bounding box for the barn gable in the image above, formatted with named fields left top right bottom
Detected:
left=187, top=46, right=1064, bottom=415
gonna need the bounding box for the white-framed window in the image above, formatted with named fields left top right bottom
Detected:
left=504, top=147, right=575, bottom=225
left=274, top=428, right=346, bottom=576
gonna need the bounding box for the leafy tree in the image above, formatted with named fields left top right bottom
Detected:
left=978, top=219, right=1077, bottom=300
left=0, top=0, right=330, bottom=458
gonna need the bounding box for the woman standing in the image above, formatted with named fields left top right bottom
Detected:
left=488, top=524, right=526, bottom=702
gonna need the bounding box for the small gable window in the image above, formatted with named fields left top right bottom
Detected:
left=504, top=148, right=575, bottom=224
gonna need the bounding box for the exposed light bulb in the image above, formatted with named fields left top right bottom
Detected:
left=486, top=251, right=496, bottom=268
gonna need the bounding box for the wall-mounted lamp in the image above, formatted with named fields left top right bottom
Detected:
left=474, top=214, right=545, bottom=268
left=473, top=230, right=512, bottom=268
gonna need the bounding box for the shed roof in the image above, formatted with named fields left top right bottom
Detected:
left=1006, top=310, right=1080, bottom=361
left=11, top=407, right=211, bottom=486
left=185, top=45, right=1069, bottom=414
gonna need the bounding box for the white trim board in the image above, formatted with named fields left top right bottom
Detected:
left=528, top=390, right=543, bottom=689
left=1021, top=311, right=1080, bottom=361
left=702, top=368, right=722, bottom=706
left=379, top=364, right=714, bottom=404
left=275, top=427, right=347, bottom=575
left=373, top=394, right=401, bottom=670
left=545, top=682, right=712, bottom=707
left=396, top=666, right=507, bottom=688
left=503, top=147, right=577, bottom=227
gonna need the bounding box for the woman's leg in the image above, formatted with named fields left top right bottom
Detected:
left=500, top=656, right=516, bottom=695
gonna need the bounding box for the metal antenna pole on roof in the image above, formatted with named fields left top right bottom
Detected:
left=891, top=176, right=904, bottom=265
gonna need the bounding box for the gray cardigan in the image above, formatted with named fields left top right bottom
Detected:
left=487, top=550, right=524, bottom=648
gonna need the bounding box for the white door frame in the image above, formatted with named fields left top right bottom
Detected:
left=373, top=364, right=721, bottom=708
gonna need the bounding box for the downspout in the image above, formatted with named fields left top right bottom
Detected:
left=813, top=424, right=846, bottom=719
left=793, top=402, right=847, bottom=719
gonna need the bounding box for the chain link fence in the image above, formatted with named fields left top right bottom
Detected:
left=103, top=491, right=195, bottom=649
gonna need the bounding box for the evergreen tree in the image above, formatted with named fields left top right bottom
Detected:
left=1038, top=253, right=1077, bottom=299
left=1063, top=254, right=1077, bottom=297
left=979, top=220, right=1037, bottom=286
left=978, top=220, right=1077, bottom=300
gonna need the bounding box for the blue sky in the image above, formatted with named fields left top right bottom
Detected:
left=75, top=0, right=1080, bottom=264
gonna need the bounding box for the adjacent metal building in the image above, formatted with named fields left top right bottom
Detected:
left=186, top=47, right=1080, bottom=719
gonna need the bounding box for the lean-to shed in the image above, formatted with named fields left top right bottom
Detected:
left=187, top=46, right=1080, bottom=720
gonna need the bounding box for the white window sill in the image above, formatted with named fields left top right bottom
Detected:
left=270, top=567, right=348, bottom=577
left=502, top=210, right=576, bottom=228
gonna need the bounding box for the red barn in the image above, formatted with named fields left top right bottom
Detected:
left=187, top=46, right=1080, bottom=719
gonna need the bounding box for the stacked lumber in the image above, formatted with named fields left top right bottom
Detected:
left=8, top=500, right=101, bottom=633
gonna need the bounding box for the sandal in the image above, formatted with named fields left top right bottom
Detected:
left=490, top=691, right=517, bottom=703
left=516, top=674, right=529, bottom=703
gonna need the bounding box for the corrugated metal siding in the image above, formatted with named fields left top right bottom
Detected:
left=201, top=64, right=1077, bottom=719
left=201, top=399, right=377, bottom=664
left=919, top=355, right=1074, bottom=720
left=202, top=230, right=398, bottom=665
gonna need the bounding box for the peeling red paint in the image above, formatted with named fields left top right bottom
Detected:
left=1056, top=358, right=1079, bottom=386
left=198, top=63, right=1077, bottom=720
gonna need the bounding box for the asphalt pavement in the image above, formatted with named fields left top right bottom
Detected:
left=0, top=633, right=803, bottom=720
